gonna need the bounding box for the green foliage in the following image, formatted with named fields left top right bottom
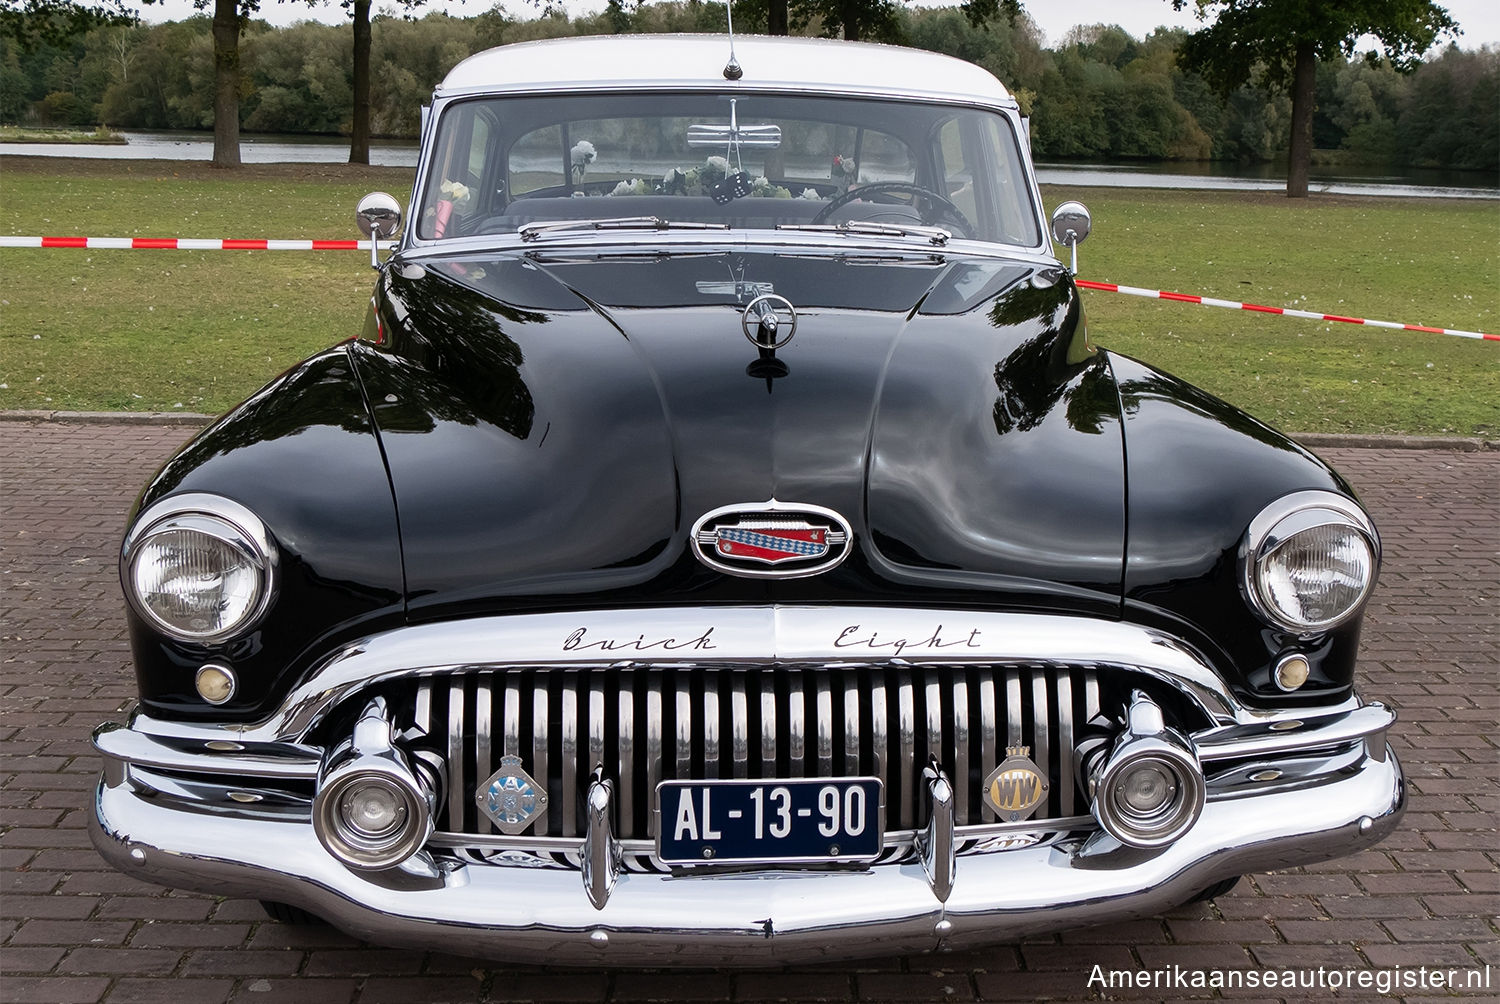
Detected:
left=1171, top=0, right=1458, bottom=92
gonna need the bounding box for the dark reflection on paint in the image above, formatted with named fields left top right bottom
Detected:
left=372, top=265, right=539, bottom=440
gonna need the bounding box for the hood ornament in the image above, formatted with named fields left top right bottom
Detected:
left=741, top=293, right=797, bottom=349
left=692, top=500, right=851, bottom=579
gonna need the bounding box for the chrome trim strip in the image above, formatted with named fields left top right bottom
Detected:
left=787, top=673, right=805, bottom=776
left=1195, top=703, right=1396, bottom=763
left=645, top=678, right=662, bottom=838
left=731, top=675, right=749, bottom=779
left=814, top=675, right=833, bottom=778
left=92, top=722, right=319, bottom=780
left=897, top=670, right=916, bottom=827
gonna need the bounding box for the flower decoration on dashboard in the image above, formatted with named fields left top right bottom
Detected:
left=570, top=140, right=596, bottom=181
left=831, top=154, right=858, bottom=190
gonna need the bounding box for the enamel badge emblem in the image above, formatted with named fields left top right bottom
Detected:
left=476, top=755, right=549, bottom=835
left=982, top=746, right=1048, bottom=822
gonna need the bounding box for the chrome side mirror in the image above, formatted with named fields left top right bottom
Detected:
left=1049, top=201, right=1092, bottom=275
left=356, top=191, right=402, bottom=269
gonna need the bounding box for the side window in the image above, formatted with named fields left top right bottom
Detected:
left=421, top=106, right=492, bottom=239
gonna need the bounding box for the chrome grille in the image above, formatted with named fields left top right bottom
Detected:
left=407, top=666, right=1108, bottom=840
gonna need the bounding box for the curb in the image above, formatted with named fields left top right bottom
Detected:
left=0, top=410, right=1495, bottom=451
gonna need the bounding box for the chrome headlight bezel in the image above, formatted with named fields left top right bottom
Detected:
left=1240, top=490, right=1379, bottom=636
left=121, top=493, right=278, bottom=644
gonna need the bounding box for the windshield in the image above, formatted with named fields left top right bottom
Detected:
left=417, top=92, right=1042, bottom=248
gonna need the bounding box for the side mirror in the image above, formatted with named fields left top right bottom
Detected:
left=356, top=192, right=402, bottom=269
left=1049, top=201, right=1091, bottom=274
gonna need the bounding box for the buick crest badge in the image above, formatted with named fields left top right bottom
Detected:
left=476, top=755, right=549, bottom=835
left=982, top=746, right=1048, bottom=822
left=691, top=500, right=852, bottom=579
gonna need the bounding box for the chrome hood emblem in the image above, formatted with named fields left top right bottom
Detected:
left=692, top=500, right=851, bottom=579
left=741, top=293, right=797, bottom=349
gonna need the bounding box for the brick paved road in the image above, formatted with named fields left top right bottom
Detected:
left=2, top=421, right=1495, bottom=1003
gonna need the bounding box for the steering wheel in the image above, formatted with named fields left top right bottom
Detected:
left=811, top=181, right=974, bottom=237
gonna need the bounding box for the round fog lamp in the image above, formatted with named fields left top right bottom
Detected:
left=342, top=781, right=407, bottom=837
left=1275, top=654, right=1311, bottom=692
left=1118, top=762, right=1175, bottom=815
left=195, top=664, right=237, bottom=705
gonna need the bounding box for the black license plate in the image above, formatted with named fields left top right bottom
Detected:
left=655, top=777, right=883, bottom=866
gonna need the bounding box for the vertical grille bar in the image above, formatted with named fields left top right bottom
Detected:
left=675, top=676, right=693, bottom=781
left=842, top=671, right=861, bottom=777
left=560, top=682, right=578, bottom=837
left=414, top=681, right=433, bottom=739
left=870, top=677, right=888, bottom=817
left=1055, top=672, right=1074, bottom=818
left=447, top=679, right=466, bottom=832
left=896, top=670, right=916, bottom=829
left=924, top=674, right=943, bottom=779
left=977, top=669, right=996, bottom=813
left=474, top=677, right=493, bottom=832
left=532, top=677, right=550, bottom=834
left=645, top=674, right=663, bottom=838
left=1005, top=671, right=1023, bottom=750
left=814, top=674, right=833, bottom=777
left=588, top=672, right=606, bottom=776
left=787, top=673, right=805, bottom=777
left=503, top=674, right=521, bottom=759
left=730, top=674, right=748, bottom=779
left=759, top=680, right=777, bottom=779
left=1031, top=670, right=1051, bottom=817
left=952, top=674, right=970, bottom=821
left=618, top=673, right=634, bottom=834
left=703, top=674, right=721, bottom=779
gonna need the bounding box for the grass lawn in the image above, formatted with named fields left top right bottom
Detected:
left=1, top=156, right=1495, bottom=435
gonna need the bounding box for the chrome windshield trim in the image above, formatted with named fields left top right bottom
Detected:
left=112, top=607, right=1364, bottom=747
left=519, top=217, right=732, bottom=241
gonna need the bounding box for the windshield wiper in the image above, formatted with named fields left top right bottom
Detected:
left=776, top=220, right=951, bottom=247
left=518, top=217, right=731, bottom=242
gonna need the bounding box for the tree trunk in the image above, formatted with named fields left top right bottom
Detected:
left=841, top=0, right=860, bottom=40
left=768, top=0, right=787, bottom=36
left=1286, top=42, right=1316, bottom=199
left=210, top=0, right=240, bottom=168
left=348, top=0, right=371, bottom=165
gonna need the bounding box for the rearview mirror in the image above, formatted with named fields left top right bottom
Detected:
left=687, top=123, right=782, bottom=149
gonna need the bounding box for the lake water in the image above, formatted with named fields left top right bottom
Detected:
left=3, top=130, right=1496, bottom=199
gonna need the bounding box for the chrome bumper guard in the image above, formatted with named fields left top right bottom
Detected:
left=90, top=607, right=1406, bottom=965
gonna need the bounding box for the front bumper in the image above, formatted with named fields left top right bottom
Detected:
left=91, top=733, right=1402, bottom=966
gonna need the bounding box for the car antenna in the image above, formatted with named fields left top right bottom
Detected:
left=723, top=0, right=743, bottom=79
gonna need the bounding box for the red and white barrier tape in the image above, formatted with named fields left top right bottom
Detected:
left=0, top=236, right=371, bottom=250
left=1075, top=279, right=1497, bottom=342
left=3, top=235, right=1492, bottom=341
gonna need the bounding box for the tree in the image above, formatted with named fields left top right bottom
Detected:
left=1169, top=0, right=1457, bottom=197
left=0, top=0, right=143, bottom=49
left=346, top=0, right=429, bottom=165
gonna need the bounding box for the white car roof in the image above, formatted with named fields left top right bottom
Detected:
left=436, top=34, right=1015, bottom=107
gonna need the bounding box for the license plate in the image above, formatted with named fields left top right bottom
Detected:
left=655, top=778, right=883, bottom=866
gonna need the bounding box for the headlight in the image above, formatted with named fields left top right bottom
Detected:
left=1242, top=491, right=1378, bottom=635
left=122, top=494, right=277, bottom=643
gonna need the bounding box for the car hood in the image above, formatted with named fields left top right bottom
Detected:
left=351, top=245, right=1126, bottom=617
